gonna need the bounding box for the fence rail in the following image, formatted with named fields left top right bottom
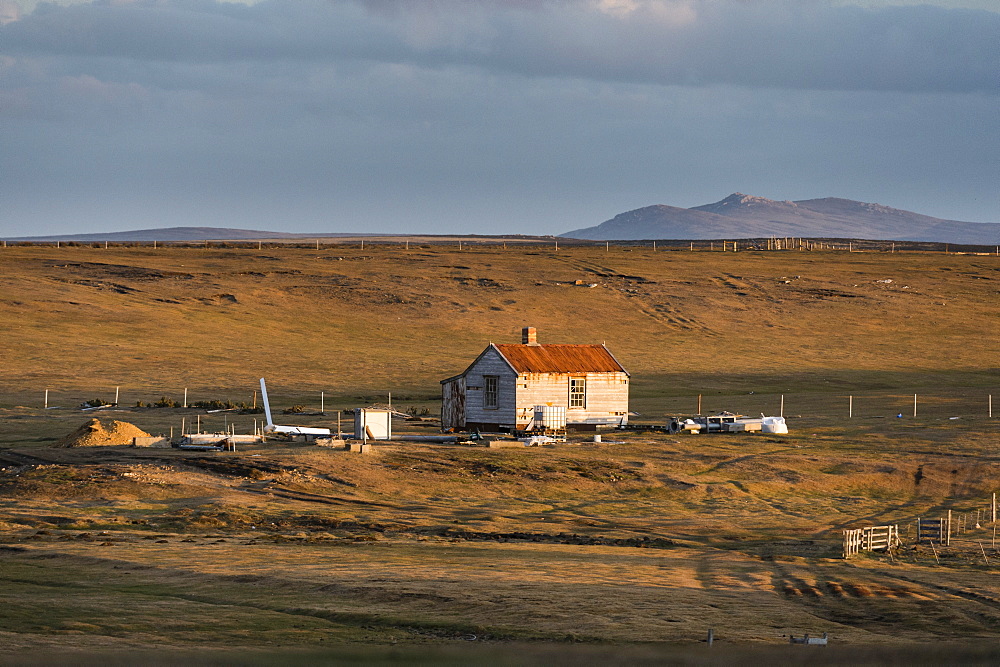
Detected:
left=845, top=494, right=999, bottom=559
left=843, top=525, right=900, bottom=558
left=917, top=514, right=952, bottom=546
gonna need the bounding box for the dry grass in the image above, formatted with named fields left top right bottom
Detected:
left=4, top=425, right=1000, bottom=655
left=0, top=244, right=996, bottom=399
left=2, top=245, right=1000, bottom=659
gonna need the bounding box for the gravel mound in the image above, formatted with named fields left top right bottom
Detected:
left=56, top=418, right=150, bottom=448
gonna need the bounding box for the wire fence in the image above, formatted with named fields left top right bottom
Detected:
left=10, top=386, right=1000, bottom=427
left=3, top=237, right=1000, bottom=255
left=649, top=389, right=998, bottom=424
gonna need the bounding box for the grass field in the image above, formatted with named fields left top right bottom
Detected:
left=0, top=243, right=996, bottom=396
left=1, top=244, right=999, bottom=663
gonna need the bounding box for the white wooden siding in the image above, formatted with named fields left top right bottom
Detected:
left=462, top=347, right=518, bottom=426
left=515, top=372, right=628, bottom=426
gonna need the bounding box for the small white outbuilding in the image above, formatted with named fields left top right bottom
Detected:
left=440, top=327, right=629, bottom=432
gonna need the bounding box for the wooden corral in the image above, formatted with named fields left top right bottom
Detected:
left=843, top=525, right=900, bottom=558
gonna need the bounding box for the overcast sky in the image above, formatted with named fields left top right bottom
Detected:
left=1, top=0, right=997, bottom=236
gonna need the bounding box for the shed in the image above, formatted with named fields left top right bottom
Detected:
left=441, top=327, right=629, bottom=432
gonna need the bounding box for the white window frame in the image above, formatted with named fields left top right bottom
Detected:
left=484, top=375, right=499, bottom=409
left=569, top=377, right=586, bottom=409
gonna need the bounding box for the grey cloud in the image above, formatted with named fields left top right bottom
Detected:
left=2, top=0, right=997, bottom=93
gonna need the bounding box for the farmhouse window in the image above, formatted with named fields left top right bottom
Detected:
left=569, top=377, right=586, bottom=409
left=484, top=375, right=499, bottom=409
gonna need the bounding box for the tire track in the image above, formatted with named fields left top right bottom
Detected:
left=551, top=255, right=717, bottom=334
left=240, top=484, right=400, bottom=509
left=694, top=448, right=800, bottom=476
left=869, top=569, right=1000, bottom=608
left=710, top=273, right=783, bottom=306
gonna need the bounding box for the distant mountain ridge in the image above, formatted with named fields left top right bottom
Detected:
left=562, top=193, right=1000, bottom=244
left=3, top=227, right=380, bottom=242
left=6, top=195, right=998, bottom=244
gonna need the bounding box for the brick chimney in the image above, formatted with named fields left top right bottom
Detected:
left=522, top=326, right=538, bottom=345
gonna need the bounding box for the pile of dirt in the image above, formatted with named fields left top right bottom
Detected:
left=55, top=418, right=150, bottom=448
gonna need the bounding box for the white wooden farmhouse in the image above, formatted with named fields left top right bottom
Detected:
left=440, top=327, right=629, bottom=432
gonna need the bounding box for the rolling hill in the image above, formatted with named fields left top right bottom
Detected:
left=2, top=227, right=387, bottom=242
left=0, top=243, right=996, bottom=401
left=562, top=193, right=1000, bottom=244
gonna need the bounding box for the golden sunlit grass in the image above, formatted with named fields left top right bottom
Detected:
left=0, top=244, right=996, bottom=398
left=1, top=244, right=1000, bottom=660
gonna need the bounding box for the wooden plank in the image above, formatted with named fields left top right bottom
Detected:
left=845, top=524, right=899, bottom=557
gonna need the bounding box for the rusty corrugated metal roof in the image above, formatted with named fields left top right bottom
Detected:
left=494, top=344, right=627, bottom=374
